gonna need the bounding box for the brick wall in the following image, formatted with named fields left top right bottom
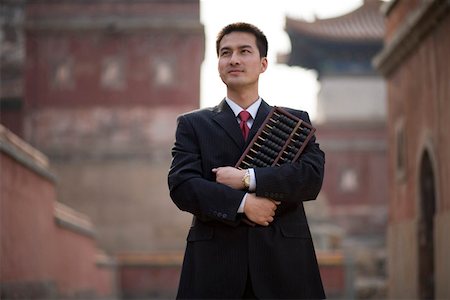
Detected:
left=0, top=125, right=117, bottom=299
left=375, top=0, right=450, bottom=298
left=316, top=122, right=388, bottom=236
left=21, top=0, right=203, bottom=257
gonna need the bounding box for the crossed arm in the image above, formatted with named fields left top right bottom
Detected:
left=213, top=166, right=279, bottom=226
left=168, top=111, right=324, bottom=227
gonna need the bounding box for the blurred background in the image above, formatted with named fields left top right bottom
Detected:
left=1, top=0, right=449, bottom=299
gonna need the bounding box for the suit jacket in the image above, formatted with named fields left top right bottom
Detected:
left=168, top=99, right=326, bottom=299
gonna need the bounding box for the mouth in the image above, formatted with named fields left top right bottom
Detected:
left=228, top=69, right=243, bottom=75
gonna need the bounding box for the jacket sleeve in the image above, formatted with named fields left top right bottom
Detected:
left=254, top=110, right=325, bottom=203
left=167, top=114, right=245, bottom=225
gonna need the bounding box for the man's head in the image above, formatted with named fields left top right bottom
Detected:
left=216, top=22, right=268, bottom=58
left=216, top=22, right=268, bottom=98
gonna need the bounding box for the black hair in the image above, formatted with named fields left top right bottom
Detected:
left=216, top=22, right=268, bottom=58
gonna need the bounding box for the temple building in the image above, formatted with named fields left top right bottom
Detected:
left=374, top=0, right=450, bottom=298
left=283, top=0, right=388, bottom=297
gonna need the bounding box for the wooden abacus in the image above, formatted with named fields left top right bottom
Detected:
left=235, top=107, right=316, bottom=169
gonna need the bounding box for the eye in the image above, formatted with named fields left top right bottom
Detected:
left=220, top=50, right=231, bottom=57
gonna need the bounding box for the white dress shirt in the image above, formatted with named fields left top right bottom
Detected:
left=225, top=97, right=260, bottom=213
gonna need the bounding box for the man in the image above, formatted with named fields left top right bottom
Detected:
left=168, top=22, right=325, bottom=299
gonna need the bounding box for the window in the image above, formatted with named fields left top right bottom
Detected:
left=52, top=58, right=74, bottom=89
left=339, top=168, right=359, bottom=193
left=395, top=120, right=406, bottom=181
left=101, top=57, right=125, bottom=89
left=152, top=57, right=175, bottom=87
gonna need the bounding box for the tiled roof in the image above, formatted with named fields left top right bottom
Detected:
left=286, top=0, right=384, bottom=42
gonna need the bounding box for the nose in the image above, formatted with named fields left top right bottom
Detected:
left=229, top=51, right=240, bottom=65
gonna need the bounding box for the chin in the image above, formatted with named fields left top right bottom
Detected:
left=225, top=78, right=246, bottom=87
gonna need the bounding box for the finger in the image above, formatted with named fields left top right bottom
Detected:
left=268, top=216, right=274, bottom=223
left=212, top=168, right=218, bottom=173
left=273, top=201, right=281, bottom=205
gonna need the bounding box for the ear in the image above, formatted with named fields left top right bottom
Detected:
left=260, top=57, right=268, bottom=73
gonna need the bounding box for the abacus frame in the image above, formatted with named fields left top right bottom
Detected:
left=235, top=106, right=316, bottom=169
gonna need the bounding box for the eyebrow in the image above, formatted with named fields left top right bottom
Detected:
left=219, top=44, right=253, bottom=53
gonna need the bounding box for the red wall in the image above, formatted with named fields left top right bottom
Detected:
left=316, top=122, right=389, bottom=235
left=386, top=10, right=450, bottom=222
left=25, top=32, right=203, bottom=108
left=120, top=265, right=181, bottom=299
left=0, top=142, right=116, bottom=298
left=24, top=1, right=204, bottom=109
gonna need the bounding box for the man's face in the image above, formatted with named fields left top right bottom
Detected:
left=217, top=31, right=267, bottom=90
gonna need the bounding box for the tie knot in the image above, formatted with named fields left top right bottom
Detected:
left=238, top=111, right=251, bottom=122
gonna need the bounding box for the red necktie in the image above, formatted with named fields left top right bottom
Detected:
left=238, top=110, right=251, bottom=140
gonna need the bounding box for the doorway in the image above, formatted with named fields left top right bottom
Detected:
left=418, top=150, right=436, bottom=299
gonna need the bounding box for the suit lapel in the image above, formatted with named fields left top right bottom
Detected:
left=212, top=99, right=245, bottom=150
left=211, top=99, right=273, bottom=150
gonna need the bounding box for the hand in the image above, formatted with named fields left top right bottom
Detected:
left=212, top=166, right=246, bottom=190
left=244, top=193, right=280, bottom=226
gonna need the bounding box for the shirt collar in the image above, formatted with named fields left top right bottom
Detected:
left=225, top=97, right=262, bottom=119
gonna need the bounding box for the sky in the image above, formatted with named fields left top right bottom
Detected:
left=199, top=0, right=363, bottom=120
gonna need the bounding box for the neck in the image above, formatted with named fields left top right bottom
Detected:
left=227, top=88, right=259, bottom=109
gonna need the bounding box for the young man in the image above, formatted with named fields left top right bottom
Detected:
left=168, top=22, right=325, bottom=299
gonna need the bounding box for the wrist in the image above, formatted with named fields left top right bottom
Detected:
left=242, top=169, right=250, bottom=190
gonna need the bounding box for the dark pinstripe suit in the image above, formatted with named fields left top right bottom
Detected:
left=168, top=99, right=326, bottom=299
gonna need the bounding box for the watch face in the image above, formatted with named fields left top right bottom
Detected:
left=244, top=173, right=250, bottom=187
